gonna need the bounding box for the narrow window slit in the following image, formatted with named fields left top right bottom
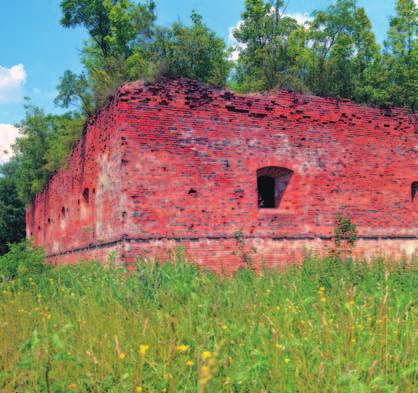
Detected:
left=412, top=182, right=418, bottom=202
left=83, top=188, right=90, bottom=203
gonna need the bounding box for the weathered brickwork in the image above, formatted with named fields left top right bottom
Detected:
left=27, top=78, right=418, bottom=271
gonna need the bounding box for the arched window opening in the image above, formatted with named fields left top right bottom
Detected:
left=257, top=167, right=293, bottom=209
left=412, top=182, right=418, bottom=202
left=61, top=207, right=66, bottom=217
left=82, top=188, right=90, bottom=204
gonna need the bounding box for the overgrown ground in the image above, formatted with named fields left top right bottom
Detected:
left=0, top=249, right=416, bottom=392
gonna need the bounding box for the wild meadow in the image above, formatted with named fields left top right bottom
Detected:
left=0, top=246, right=416, bottom=393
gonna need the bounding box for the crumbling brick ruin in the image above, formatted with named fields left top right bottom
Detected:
left=26, top=78, right=417, bottom=271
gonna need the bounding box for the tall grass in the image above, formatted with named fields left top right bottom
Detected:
left=0, top=250, right=416, bottom=392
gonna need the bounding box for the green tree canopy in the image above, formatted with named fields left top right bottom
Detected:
left=307, top=0, right=381, bottom=99
left=153, top=11, right=231, bottom=86
left=384, top=0, right=417, bottom=110
left=13, top=102, right=84, bottom=204
left=232, top=0, right=308, bottom=92
left=58, top=0, right=157, bottom=113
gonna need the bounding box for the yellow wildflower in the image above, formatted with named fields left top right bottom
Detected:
left=119, top=352, right=126, bottom=360
left=284, top=357, right=290, bottom=364
left=186, top=360, right=194, bottom=367
left=135, top=387, right=143, bottom=393
left=319, top=287, right=325, bottom=292
left=201, top=351, right=212, bottom=360
left=139, top=345, right=149, bottom=356
left=320, top=296, right=327, bottom=303
left=176, top=344, right=189, bottom=353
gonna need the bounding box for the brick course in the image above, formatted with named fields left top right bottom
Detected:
left=27, top=78, right=418, bottom=270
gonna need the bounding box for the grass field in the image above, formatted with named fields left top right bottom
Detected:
left=0, top=249, right=416, bottom=392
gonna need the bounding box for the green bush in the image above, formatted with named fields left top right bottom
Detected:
left=0, top=240, right=48, bottom=281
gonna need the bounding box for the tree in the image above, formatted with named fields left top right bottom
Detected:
left=0, top=161, right=26, bottom=255
left=55, top=70, right=94, bottom=115
left=153, top=11, right=231, bottom=86
left=13, top=101, right=84, bottom=204
left=307, top=0, right=380, bottom=99
left=384, top=0, right=417, bottom=110
left=232, top=0, right=308, bottom=92
left=58, top=0, right=157, bottom=113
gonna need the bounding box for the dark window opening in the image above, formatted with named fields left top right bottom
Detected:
left=48, top=218, right=51, bottom=224
left=188, top=188, right=197, bottom=195
left=61, top=207, right=66, bottom=217
left=83, top=188, right=90, bottom=203
left=257, top=166, right=293, bottom=209
left=412, top=182, right=418, bottom=202
left=257, top=176, right=275, bottom=208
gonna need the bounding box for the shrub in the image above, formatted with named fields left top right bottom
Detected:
left=335, top=214, right=358, bottom=246
left=0, top=240, right=47, bottom=281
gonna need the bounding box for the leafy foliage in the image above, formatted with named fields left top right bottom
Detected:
left=232, top=0, right=308, bottom=92
left=0, top=162, right=26, bottom=255
left=335, top=215, right=358, bottom=246
left=383, top=0, right=418, bottom=110
left=230, top=0, right=417, bottom=110
left=12, top=102, right=84, bottom=204
left=0, top=240, right=47, bottom=281
left=58, top=0, right=157, bottom=113
left=153, top=11, right=231, bottom=86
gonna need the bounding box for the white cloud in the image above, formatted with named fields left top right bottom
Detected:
left=228, top=21, right=245, bottom=62
left=0, top=64, right=26, bottom=103
left=0, top=124, right=20, bottom=164
left=285, top=12, right=312, bottom=26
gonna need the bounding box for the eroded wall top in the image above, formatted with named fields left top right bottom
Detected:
left=28, top=78, right=417, bottom=258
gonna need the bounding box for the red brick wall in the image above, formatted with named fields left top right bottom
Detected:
left=28, top=78, right=417, bottom=270
left=26, top=97, right=125, bottom=257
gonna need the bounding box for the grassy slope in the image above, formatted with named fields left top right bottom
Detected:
left=0, top=252, right=416, bottom=392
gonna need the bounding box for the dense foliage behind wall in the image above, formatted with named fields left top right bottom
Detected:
left=0, top=162, right=26, bottom=255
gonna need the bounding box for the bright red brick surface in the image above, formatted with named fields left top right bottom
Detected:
left=27, top=78, right=417, bottom=271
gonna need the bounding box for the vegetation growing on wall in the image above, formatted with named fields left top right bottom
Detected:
left=334, top=215, right=358, bottom=247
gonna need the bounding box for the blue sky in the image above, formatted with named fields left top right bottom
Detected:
left=0, top=0, right=400, bottom=131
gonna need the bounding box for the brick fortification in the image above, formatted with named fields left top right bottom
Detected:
left=27, top=78, right=417, bottom=272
